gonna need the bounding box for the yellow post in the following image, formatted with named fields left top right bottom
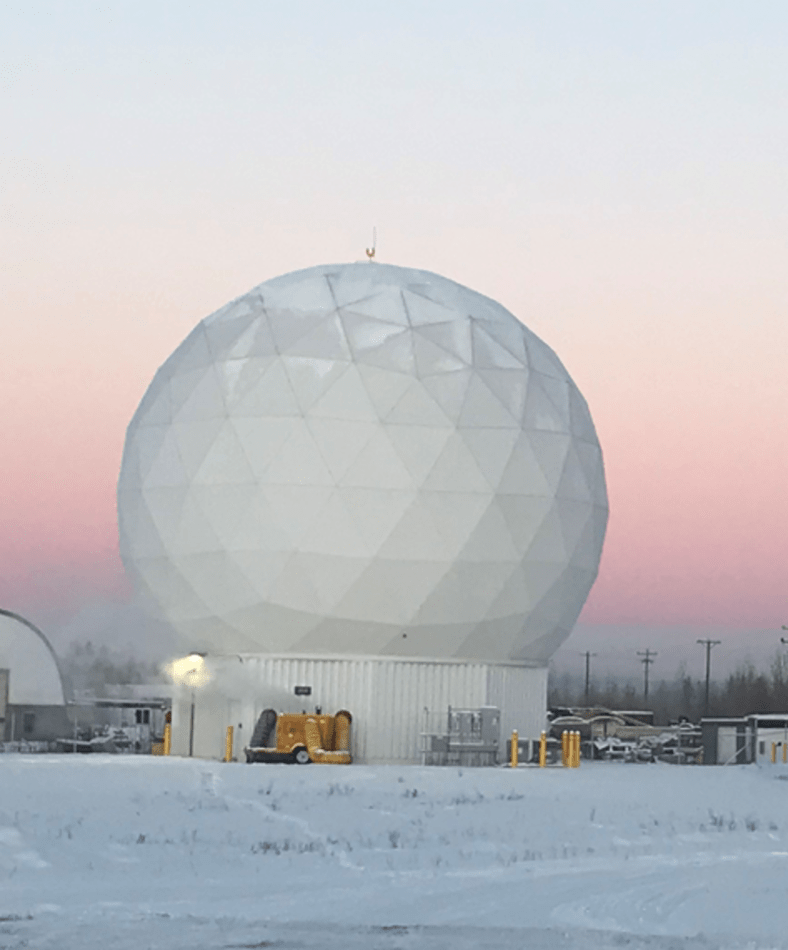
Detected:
left=561, top=730, right=569, bottom=767
left=225, top=725, right=234, bottom=763
left=771, top=742, right=777, bottom=764
left=163, top=722, right=171, bottom=756
left=574, top=731, right=581, bottom=768
left=510, top=729, right=518, bottom=768
left=783, top=743, right=787, bottom=765
left=539, top=731, right=547, bottom=768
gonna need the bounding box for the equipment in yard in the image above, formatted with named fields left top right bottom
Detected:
left=245, top=709, right=352, bottom=765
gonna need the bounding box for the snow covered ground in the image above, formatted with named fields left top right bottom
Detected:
left=1, top=756, right=787, bottom=949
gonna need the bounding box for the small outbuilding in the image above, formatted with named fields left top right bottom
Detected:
left=0, top=609, right=70, bottom=743
left=701, top=714, right=788, bottom=765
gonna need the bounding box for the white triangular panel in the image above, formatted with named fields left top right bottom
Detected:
left=421, top=433, right=491, bottom=492
left=189, top=483, right=256, bottom=550
left=472, top=316, right=528, bottom=364
left=171, top=325, right=212, bottom=373
left=143, top=485, right=188, bottom=545
left=352, top=326, right=415, bottom=374
left=497, top=435, right=552, bottom=495
left=338, top=289, right=409, bottom=327
left=267, top=309, right=326, bottom=355
left=524, top=509, right=568, bottom=564
left=264, top=420, right=335, bottom=486
left=300, top=492, right=369, bottom=557
left=422, top=371, right=473, bottom=424
left=529, top=431, right=571, bottom=486
left=172, top=366, right=227, bottom=423
left=266, top=554, right=327, bottom=614
left=283, top=313, right=351, bottom=361
left=340, top=429, right=414, bottom=489
left=476, top=369, right=528, bottom=421
left=229, top=416, right=294, bottom=479
left=569, top=385, right=598, bottom=443
left=376, top=496, right=452, bottom=562
left=233, top=359, right=301, bottom=418
left=144, top=432, right=188, bottom=488
left=472, top=323, right=524, bottom=369
left=415, top=319, right=473, bottom=364
left=456, top=500, right=519, bottom=563
left=281, top=357, right=350, bottom=413
left=204, top=312, right=258, bottom=361
left=172, top=418, right=225, bottom=479
left=341, top=312, right=407, bottom=354
left=260, top=485, right=334, bottom=549
left=335, top=487, right=415, bottom=555
left=495, top=495, right=552, bottom=555
left=458, top=428, right=519, bottom=490
left=524, top=375, right=565, bottom=433
left=458, top=374, right=520, bottom=429
left=356, top=365, right=413, bottom=420
left=222, top=356, right=277, bottom=410
left=525, top=336, right=566, bottom=380
left=193, top=421, right=256, bottom=485
left=170, top=492, right=225, bottom=555
left=421, top=491, right=491, bottom=553
left=386, top=425, right=453, bottom=484
left=262, top=274, right=336, bottom=315
left=402, top=288, right=459, bottom=326
left=131, top=424, right=171, bottom=481
left=385, top=381, right=452, bottom=427
left=135, top=378, right=174, bottom=427
left=555, top=445, right=592, bottom=502
left=413, top=333, right=466, bottom=376
left=310, top=364, right=379, bottom=422
left=306, top=418, right=377, bottom=482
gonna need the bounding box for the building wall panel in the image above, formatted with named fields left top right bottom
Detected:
left=175, top=655, right=548, bottom=764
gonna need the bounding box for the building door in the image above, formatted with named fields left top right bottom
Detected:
left=717, top=726, right=739, bottom=764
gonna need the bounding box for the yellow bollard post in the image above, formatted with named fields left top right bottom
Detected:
left=575, top=731, right=581, bottom=768
left=561, top=730, right=568, bottom=767
left=539, top=731, right=547, bottom=768
left=569, top=731, right=576, bottom=768
left=163, top=722, right=171, bottom=756
left=783, top=743, right=787, bottom=765
left=510, top=729, right=518, bottom=768
left=225, top=725, right=234, bottom=763
left=772, top=742, right=777, bottom=764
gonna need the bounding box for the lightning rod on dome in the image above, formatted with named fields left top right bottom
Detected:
left=365, top=227, right=377, bottom=260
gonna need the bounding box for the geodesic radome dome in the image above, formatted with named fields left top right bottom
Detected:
left=118, top=262, right=607, bottom=662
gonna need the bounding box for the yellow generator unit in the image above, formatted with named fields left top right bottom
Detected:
left=245, top=709, right=352, bottom=765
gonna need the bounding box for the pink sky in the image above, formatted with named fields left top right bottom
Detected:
left=2, top=3, right=787, bottom=646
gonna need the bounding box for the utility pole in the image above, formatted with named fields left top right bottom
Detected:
left=637, top=649, right=657, bottom=702
left=697, top=638, right=721, bottom=717
left=581, top=651, right=597, bottom=703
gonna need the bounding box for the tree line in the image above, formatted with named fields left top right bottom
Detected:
left=548, top=652, right=788, bottom=725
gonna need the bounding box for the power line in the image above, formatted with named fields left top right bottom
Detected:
left=637, top=649, right=657, bottom=701
left=697, top=638, right=721, bottom=717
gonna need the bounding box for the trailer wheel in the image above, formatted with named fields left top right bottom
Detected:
left=293, top=748, right=311, bottom=765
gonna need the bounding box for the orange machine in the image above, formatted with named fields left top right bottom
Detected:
left=245, top=709, right=352, bottom=765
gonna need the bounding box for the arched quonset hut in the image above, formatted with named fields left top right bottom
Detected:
left=0, top=609, right=69, bottom=742
left=118, top=262, right=608, bottom=762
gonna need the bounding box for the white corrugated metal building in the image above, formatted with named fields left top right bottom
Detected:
left=172, top=653, right=546, bottom=764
